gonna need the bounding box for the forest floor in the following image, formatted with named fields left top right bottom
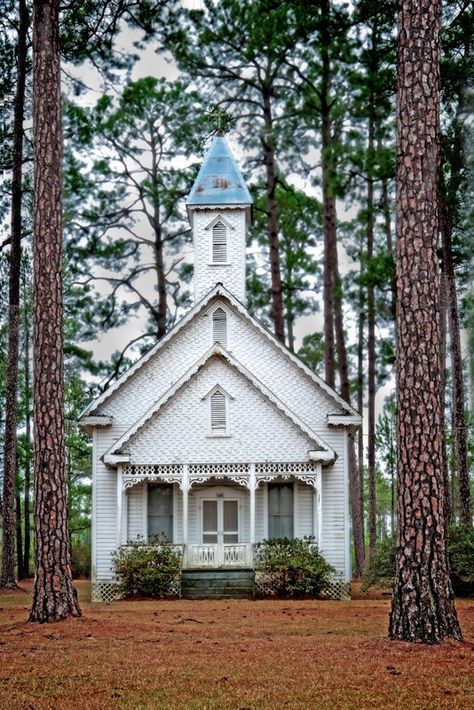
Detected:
left=0, top=581, right=473, bottom=710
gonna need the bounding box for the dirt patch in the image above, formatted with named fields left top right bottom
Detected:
left=1, top=580, right=473, bottom=709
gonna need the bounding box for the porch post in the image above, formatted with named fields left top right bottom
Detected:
left=116, top=464, right=123, bottom=546
left=249, top=463, right=256, bottom=545
left=249, top=463, right=256, bottom=566
left=314, top=465, right=322, bottom=546
left=182, top=464, right=189, bottom=564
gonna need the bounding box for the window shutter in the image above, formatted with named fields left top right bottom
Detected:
left=212, top=307, right=227, bottom=347
left=211, top=390, right=226, bottom=432
left=212, top=221, right=227, bottom=263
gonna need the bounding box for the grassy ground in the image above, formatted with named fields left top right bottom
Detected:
left=0, top=581, right=473, bottom=710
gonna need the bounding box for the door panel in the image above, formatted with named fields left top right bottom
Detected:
left=202, top=500, right=218, bottom=544
left=223, top=500, right=239, bottom=543
left=201, top=498, right=239, bottom=546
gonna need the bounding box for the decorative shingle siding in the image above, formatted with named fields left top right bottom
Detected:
left=92, top=297, right=350, bottom=582
left=126, top=357, right=315, bottom=464
left=193, top=210, right=247, bottom=303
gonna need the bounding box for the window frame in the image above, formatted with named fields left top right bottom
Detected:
left=146, top=482, right=175, bottom=543
left=210, top=304, right=229, bottom=349
left=204, top=214, right=234, bottom=266
left=267, top=481, right=295, bottom=539
left=211, top=220, right=228, bottom=264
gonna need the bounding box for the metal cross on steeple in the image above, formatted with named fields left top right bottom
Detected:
left=209, top=106, right=230, bottom=135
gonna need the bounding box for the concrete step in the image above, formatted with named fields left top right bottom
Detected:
left=182, top=578, right=254, bottom=589
left=181, top=569, right=255, bottom=599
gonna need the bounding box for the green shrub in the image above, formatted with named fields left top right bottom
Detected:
left=362, top=528, right=474, bottom=597
left=448, top=525, right=474, bottom=597
left=362, top=536, right=396, bottom=590
left=112, top=543, right=182, bottom=598
left=254, top=537, right=334, bottom=598
left=71, top=542, right=91, bottom=579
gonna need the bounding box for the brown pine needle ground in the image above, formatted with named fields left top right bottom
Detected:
left=1, top=581, right=473, bottom=709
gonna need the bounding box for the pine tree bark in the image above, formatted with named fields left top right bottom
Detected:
left=262, top=91, right=285, bottom=343
left=439, top=186, right=472, bottom=528
left=356, top=242, right=366, bottom=544
left=389, top=0, right=462, bottom=642
left=29, top=0, right=81, bottom=623
left=332, top=201, right=365, bottom=576
left=320, top=0, right=336, bottom=388
left=367, top=111, right=377, bottom=557
left=150, top=123, right=167, bottom=340
left=16, top=493, right=24, bottom=580
left=0, top=0, right=28, bottom=591
left=23, top=299, right=32, bottom=578
left=439, top=266, right=452, bottom=526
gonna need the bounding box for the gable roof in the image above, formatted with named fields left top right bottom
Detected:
left=79, top=283, right=359, bottom=421
left=187, top=136, right=253, bottom=207
left=103, top=344, right=336, bottom=465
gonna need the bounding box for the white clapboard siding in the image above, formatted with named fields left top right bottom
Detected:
left=212, top=221, right=227, bottom=263
left=254, top=487, right=265, bottom=542
left=294, top=482, right=314, bottom=539
left=95, top=425, right=128, bottom=580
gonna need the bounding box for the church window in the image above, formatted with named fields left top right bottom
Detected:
left=268, top=483, right=294, bottom=538
left=210, top=389, right=227, bottom=434
left=147, top=484, right=173, bottom=542
left=212, top=221, right=227, bottom=263
left=212, top=307, right=227, bottom=347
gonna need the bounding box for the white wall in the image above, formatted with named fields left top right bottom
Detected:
left=92, top=294, right=349, bottom=581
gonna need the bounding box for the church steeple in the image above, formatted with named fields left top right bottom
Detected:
left=186, top=136, right=252, bottom=304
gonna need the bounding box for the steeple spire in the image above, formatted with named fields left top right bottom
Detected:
left=186, top=136, right=252, bottom=305
left=187, top=136, right=252, bottom=208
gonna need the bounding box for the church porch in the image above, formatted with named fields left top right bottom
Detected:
left=117, top=462, right=323, bottom=571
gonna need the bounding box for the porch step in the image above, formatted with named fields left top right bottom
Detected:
left=181, top=569, right=255, bottom=599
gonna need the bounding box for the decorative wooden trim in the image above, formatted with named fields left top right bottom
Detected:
left=103, top=345, right=335, bottom=463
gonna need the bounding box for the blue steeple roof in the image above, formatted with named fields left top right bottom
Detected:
left=187, top=135, right=253, bottom=206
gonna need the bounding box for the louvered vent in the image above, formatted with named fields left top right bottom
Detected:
left=212, top=307, right=227, bottom=347
left=212, top=221, right=227, bottom=263
left=211, top=390, right=226, bottom=432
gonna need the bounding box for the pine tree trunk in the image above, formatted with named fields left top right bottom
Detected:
left=356, top=245, right=366, bottom=544
left=0, top=0, right=28, bottom=591
left=333, top=219, right=365, bottom=576
left=378, top=136, right=396, bottom=320
left=150, top=125, right=167, bottom=340
left=16, top=493, right=24, bottom=580
left=23, top=298, right=32, bottom=578
left=389, top=0, right=462, bottom=643
left=439, top=266, right=452, bottom=526
left=29, top=0, right=81, bottom=623
left=440, top=188, right=471, bottom=528
left=320, top=2, right=336, bottom=387
left=367, top=117, right=377, bottom=557
left=262, top=92, right=285, bottom=344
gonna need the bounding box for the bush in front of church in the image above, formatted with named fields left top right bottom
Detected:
left=112, top=542, right=182, bottom=598
left=254, top=537, right=335, bottom=598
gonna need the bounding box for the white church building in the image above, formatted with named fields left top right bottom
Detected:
left=79, top=136, right=361, bottom=601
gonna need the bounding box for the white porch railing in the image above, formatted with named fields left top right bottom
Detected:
left=186, top=543, right=253, bottom=568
